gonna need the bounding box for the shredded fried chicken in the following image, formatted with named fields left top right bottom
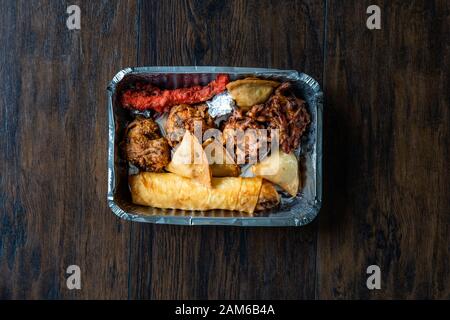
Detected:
left=122, top=118, right=170, bottom=172
left=223, top=82, right=310, bottom=155
left=165, top=104, right=216, bottom=147
left=222, top=109, right=266, bottom=162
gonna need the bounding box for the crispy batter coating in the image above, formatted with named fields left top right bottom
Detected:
left=122, top=118, right=170, bottom=172
left=226, top=77, right=280, bottom=110
left=222, top=109, right=266, bottom=162
left=255, top=180, right=280, bottom=212
left=165, top=104, right=216, bottom=147
left=222, top=82, right=310, bottom=155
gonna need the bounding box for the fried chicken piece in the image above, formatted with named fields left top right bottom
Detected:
left=258, top=82, right=310, bottom=153
left=165, top=104, right=216, bottom=147
left=222, top=82, right=310, bottom=155
left=121, top=74, right=230, bottom=113
left=122, top=117, right=170, bottom=172
left=222, top=109, right=266, bottom=163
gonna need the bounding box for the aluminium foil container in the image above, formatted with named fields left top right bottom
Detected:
left=107, top=66, right=322, bottom=226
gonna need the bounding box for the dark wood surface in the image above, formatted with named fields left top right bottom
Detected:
left=0, top=0, right=448, bottom=299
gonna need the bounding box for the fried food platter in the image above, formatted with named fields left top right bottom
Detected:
left=107, top=67, right=322, bottom=226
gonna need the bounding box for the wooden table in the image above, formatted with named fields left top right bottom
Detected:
left=0, top=0, right=448, bottom=299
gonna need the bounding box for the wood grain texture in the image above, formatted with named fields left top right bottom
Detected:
left=0, top=0, right=448, bottom=300
left=0, top=0, right=137, bottom=299
left=128, top=0, right=324, bottom=299
left=317, top=0, right=450, bottom=299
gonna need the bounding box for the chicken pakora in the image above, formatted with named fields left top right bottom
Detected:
left=122, top=117, right=170, bottom=172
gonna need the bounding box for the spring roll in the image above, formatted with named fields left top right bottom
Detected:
left=129, top=172, right=279, bottom=214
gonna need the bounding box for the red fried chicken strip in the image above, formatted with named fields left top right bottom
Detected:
left=121, top=74, right=230, bottom=113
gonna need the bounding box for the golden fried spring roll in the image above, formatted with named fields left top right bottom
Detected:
left=129, top=173, right=279, bottom=214
left=255, top=180, right=282, bottom=211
